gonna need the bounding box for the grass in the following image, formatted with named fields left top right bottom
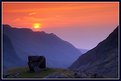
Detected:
left=4, top=67, right=74, bottom=78
left=19, top=68, right=56, bottom=78
left=6, top=67, right=29, bottom=74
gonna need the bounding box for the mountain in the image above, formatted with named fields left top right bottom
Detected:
left=78, top=49, right=88, bottom=54
left=3, top=34, right=24, bottom=72
left=69, top=26, right=118, bottom=78
left=3, top=24, right=82, bottom=69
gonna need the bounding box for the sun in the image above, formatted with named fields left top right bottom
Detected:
left=33, top=23, right=42, bottom=29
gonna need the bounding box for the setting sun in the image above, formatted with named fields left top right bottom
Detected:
left=33, top=23, right=42, bottom=29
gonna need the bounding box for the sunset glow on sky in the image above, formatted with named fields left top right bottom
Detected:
left=2, top=2, right=119, bottom=49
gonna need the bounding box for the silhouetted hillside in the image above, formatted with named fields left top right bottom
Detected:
left=69, top=26, right=118, bottom=78
left=3, top=24, right=82, bottom=69
left=3, top=34, right=24, bottom=72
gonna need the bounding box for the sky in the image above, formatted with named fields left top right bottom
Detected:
left=2, top=2, right=119, bottom=49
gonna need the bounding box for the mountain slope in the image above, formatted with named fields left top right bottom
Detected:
left=3, top=34, right=24, bottom=72
left=3, top=24, right=82, bottom=68
left=78, top=49, right=88, bottom=54
left=69, top=26, right=118, bottom=78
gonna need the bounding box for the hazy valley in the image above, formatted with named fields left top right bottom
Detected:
left=3, top=25, right=119, bottom=78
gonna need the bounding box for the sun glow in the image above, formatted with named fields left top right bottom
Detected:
left=33, top=23, right=42, bottom=29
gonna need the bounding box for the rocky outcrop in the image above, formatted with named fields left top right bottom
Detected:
left=28, top=56, right=46, bottom=72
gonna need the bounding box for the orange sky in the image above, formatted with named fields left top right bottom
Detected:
left=2, top=2, right=118, bottom=30
left=2, top=2, right=119, bottom=49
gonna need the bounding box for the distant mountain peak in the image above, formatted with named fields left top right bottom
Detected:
left=3, top=24, right=11, bottom=28
left=3, top=24, right=58, bottom=36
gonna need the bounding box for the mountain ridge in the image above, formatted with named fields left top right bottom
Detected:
left=3, top=24, right=82, bottom=70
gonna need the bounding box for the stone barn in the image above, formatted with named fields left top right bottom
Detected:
left=28, top=56, right=46, bottom=72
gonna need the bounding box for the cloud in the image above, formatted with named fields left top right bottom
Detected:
left=28, top=12, right=36, bottom=15
left=12, top=18, right=21, bottom=22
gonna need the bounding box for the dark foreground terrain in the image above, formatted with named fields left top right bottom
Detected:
left=3, top=67, right=106, bottom=79
left=3, top=67, right=74, bottom=78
